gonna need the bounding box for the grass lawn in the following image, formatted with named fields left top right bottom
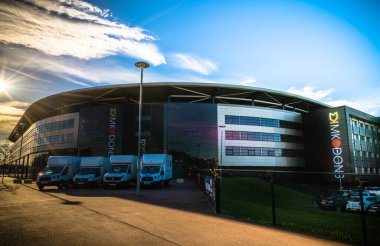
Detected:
left=220, top=177, right=380, bottom=245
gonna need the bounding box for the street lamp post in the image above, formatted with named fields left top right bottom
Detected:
left=215, top=125, right=226, bottom=214
left=135, top=61, right=149, bottom=196
left=17, top=122, right=26, bottom=179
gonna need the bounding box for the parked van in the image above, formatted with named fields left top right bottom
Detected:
left=36, top=156, right=81, bottom=190
left=103, top=155, right=137, bottom=188
left=139, top=154, right=172, bottom=188
left=73, top=157, right=110, bottom=187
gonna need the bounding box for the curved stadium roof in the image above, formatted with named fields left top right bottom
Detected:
left=8, top=82, right=330, bottom=142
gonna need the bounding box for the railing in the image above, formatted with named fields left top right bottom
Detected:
left=199, top=169, right=380, bottom=246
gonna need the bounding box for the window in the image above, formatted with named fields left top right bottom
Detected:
left=36, top=119, right=75, bottom=134
left=240, top=147, right=248, bottom=156
left=226, top=146, right=240, bottom=156
left=225, top=146, right=303, bottom=157
left=224, top=131, right=302, bottom=143
left=225, top=115, right=301, bottom=130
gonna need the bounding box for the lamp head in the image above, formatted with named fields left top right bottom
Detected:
left=135, top=61, right=150, bottom=69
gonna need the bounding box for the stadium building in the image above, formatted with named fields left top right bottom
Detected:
left=7, top=83, right=380, bottom=182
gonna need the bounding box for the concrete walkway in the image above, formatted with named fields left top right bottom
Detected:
left=0, top=177, right=348, bottom=246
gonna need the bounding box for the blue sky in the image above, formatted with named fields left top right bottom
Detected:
left=0, top=0, right=379, bottom=139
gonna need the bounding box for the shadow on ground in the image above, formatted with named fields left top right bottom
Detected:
left=25, top=178, right=213, bottom=215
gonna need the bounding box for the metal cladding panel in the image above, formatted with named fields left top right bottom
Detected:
left=78, top=105, right=124, bottom=157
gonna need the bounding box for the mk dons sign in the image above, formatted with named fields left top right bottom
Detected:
left=329, top=111, right=344, bottom=181
left=108, top=108, right=117, bottom=157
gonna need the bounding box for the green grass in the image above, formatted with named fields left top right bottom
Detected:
left=220, top=177, right=380, bottom=245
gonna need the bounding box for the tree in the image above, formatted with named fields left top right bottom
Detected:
left=0, top=141, right=10, bottom=183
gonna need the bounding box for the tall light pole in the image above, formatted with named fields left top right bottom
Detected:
left=135, top=61, right=149, bottom=196
left=215, top=125, right=226, bottom=214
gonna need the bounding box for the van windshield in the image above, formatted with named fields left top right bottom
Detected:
left=43, top=166, right=64, bottom=174
left=141, top=166, right=160, bottom=174
left=111, top=164, right=129, bottom=173
left=79, top=168, right=100, bottom=176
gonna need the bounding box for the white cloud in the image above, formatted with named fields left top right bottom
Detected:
left=0, top=100, right=28, bottom=139
left=0, top=48, right=140, bottom=87
left=239, top=77, right=257, bottom=85
left=287, top=86, right=334, bottom=101
left=0, top=105, right=25, bottom=117
left=169, top=53, right=218, bottom=75
left=287, top=86, right=380, bottom=116
left=1, top=101, right=29, bottom=109
left=325, top=94, right=380, bottom=116
left=0, top=0, right=165, bottom=65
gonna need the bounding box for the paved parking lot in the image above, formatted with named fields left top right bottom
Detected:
left=0, top=178, right=348, bottom=246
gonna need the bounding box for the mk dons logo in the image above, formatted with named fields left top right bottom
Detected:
left=108, top=108, right=117, bottom=157
left=329, top=112, right=344, bottom=180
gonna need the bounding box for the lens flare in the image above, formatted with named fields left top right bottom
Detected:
left=0, top=80, right=8, bottom=93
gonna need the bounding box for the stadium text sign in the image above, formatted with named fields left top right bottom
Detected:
left=329, top=111, right=344, bottom=180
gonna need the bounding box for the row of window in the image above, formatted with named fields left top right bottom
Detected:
left=35, top=119, right=75, bottom=134
left=11, top=118, right=76, bottom=157
left=225, top=115, right=302, bottom=130
left=355, top=167, right=380, bottom=174
left=225, top=131, right=303, bottom=143
left=22, top=134, right=74, bottom=150
left=353, top=150, right=380, bottom=159
left=350, top=117, right=379, bottom=131
left=352, top=134, right=379, bottom=144
left=225, top=146, right=304, bottom=157
left=354, top=158, right=379, bottom=168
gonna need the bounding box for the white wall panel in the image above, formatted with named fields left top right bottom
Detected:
left=217, top=105, right=305, bottom=167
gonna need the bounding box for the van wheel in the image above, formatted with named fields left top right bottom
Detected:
left=57, top=183, right=63, bottom=189
left=103, top=184, right=108, bottom=189
left=164, top=180, right=170, bottom=186
left=37, top=184, right=44, bottom=191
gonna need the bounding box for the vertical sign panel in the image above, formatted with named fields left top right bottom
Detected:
left=78, top=105, right=124, bottom=156
left=327, top=107, right=351, bottom=185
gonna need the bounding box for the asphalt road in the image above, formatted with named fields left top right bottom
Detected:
left=0, top=178, right=348, bottom=246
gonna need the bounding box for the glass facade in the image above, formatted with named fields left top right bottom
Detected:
left=225, top=115, right=302, bottom=130
left=165, top=103, right=218, bottom=176
left=10, top=113, right=78, bottom=162
left=350, top=117, right=380, bottom=173
left=35, top=119, right=74, bottom=133
left=226, top=146, right=304, bottom=157
left=225, top=131, right=303, bottom=143
left=123, top=103, right=165, bottom=155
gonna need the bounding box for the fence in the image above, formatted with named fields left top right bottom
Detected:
left=199, top=169, right=380, bottom=246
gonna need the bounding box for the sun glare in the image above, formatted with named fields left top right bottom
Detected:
left=0, top=80, right=8, bottom=92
